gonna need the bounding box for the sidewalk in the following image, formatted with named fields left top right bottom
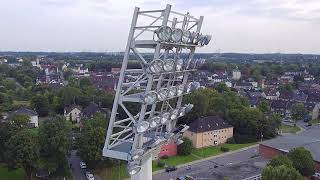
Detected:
left=153, top=144, right=259, bottom=175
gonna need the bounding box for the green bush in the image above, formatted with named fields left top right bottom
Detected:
left=177, top=138, right=193, bottom=156
left=288, top=147, right=315, bottom=176
left=226, top=137, right=236, bottom=144
left=161, top=155, right=169, bottom=159
left=157, top=161, right=165, bottom=168
left=220, top=146, right=229, bottom=152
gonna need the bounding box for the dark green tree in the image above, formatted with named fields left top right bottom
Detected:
left=267, top=155, right=293, bottom=168
left=31, top=94, right=49, bottom=117
left=38, top=116, right=72, bottom=172
left=291, top=103, right=306, bottom=126
left=5, top=129, right=40, bottom=180
left=288, top=147, right=315, bottom=176
left=262, top=165, right=303, bottom=180
left=177, top=138, right=193, bottom=156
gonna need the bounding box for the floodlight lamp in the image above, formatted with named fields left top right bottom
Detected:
left=127, top=162, right=141, bottom=175
left=130, top=149, right=144, bottom=161
left=182, top=30, right=191, bottom=44
left=157, top=88, right=169, bottom=101
left=190, top=32, right=198, bottom=44
left=170, top=109, right=179, bottom=120
left=148, top=59, right=163, bottom=74
left=177, top=84, right=185, bottom=96
left=168, top=86, right=177, bottom=98
left=143, top=91, right=158, bottom=105
left=185, top=103, right=194, bottom=113
left=177, top=139, right=184, bottom=145
left=151, top=136, right=166, bottom=147
left=176, top=59, right=184, bottom=71
left=135, top=121, right=150, bottom=133
left=195, top=34, right=205, bottom=45
left=149, top=116, right=160, bottom=128
left=171, top=29, right=183, bottom=43
left=179, top=107, right=186, bottom=117
left=155, top=26, right=172, bottom=42
left=163, top=59, right=175, bottom=72
left=180, top=125, right=190, bottom=133
left=203, top=35, right=212, bottom=45
left=186, top=82, right=192, bottom=93
left=161, top=112, right=170, bottom=124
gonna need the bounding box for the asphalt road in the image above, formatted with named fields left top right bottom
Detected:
left=153, top=146, right=267, bottom=180
left=68, top=150, right=87, bottom=180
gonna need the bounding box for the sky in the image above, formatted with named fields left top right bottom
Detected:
left=0, top=0, right=320, bottom=54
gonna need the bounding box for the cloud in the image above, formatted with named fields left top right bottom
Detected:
left=0, top=0, right=319, bottom=53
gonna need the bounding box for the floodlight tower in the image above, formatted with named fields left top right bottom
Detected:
left=103, top=4, right=211, bottom=180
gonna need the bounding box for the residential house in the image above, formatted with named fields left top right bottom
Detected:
left=82, top=102, right=109, bottom=119
left=183, top=116, right=233, bottom=149
left=264, top=89, right=280, bottom=100
left=232, top=70, right=241, bottom=80
left=293, top=91, right=308, bottom=103
left=234, top=82, right=254, bottom=90
left=64, top=105, right=82, bottom=123
left=279, top=91, right=294, bottom=101
left=14, top=108, right=39, bottom=127
left=152, top=140, right=177, bottom=160
left=312, top=103, right=320, bottom=120
left=270, top=100, right=289, bottom=117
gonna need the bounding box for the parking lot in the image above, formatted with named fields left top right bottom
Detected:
left=153, top=146, right=267, bottom=180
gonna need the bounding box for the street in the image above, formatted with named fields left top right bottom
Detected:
left=153, top=146, right=267, bottom=180
left=68, top=150, right=86, bottom=180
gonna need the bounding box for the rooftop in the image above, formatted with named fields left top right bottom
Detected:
left=261, top=127, right=320, bottom=162
left=188, top=116, right=233, bottom=133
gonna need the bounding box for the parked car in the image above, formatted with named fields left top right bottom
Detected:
left=80, top=161, right=87, bottom=169
left=85, top=171, right=94, bottom=180
left=165, top=166, right=177, bottom=172
left=177, top=175, right=195, bottom=180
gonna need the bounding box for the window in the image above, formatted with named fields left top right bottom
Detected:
left=214, top=141, right=218, bottom=145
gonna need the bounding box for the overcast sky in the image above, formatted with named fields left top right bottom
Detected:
left=0, top=0, right=319, bottom=54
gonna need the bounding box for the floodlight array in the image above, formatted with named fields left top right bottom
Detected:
left=134, top=103, right=193, bottom=135
left=142, top=82, right=199, bottom=105
left=154, top=26, right=212, bottom=46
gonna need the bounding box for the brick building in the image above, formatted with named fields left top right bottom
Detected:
left=259, top=127, right=320, bottom=172
left=183, top=116, right=233, bottom=149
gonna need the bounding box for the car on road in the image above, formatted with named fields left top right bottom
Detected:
left=165, top=166, right=177, bottom=172
left=177, top=175, right=195, bottom=180
left=85, top=171, right=94, bottom=180
left=80, top=161, right=87, bottom=169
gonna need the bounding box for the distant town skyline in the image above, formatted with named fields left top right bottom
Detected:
left=0, top=0, right=319, bottom=54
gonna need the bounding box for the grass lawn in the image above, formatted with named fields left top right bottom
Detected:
left=280, top=124, right=300, bottom=134
left=153, top=142, right=256, bottom=171
left=95, top=162, right=128, bottom=180
left=13, top=100, right=30, bottom=106
left=309, top=119, right=320, bottom=125
left=0, top=164, right=25, bottom=180
left=28, top=128, right=39, bottom=135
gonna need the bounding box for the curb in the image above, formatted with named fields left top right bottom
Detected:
left=153, top=144, right=259, bottom=175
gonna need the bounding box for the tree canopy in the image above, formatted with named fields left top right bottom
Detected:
left=288, top=147, right=315, bottom=176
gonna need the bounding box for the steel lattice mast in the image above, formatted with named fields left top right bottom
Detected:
left=103, top=4, right=210, bottom=180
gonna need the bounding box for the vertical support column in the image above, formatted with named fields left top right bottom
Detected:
left=103, top=7, right=140, bottom=154
left=131, top=154, right=152, bottom=180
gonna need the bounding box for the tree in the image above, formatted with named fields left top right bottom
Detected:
left=177, top=138, right=193, bottom=156
left=258, top=100, right=269, bottom=114
left=267, top=155, right=293, bottom=168
left=288, top=147, right=315, bottom=176
left=38, top=116, right=72, bottom=172
left=291, top=103, right=306, bottom=126
left=31, top=94, right=49, bottom=117
left=8, top=114, right=30, bottom=133
left=262, top=165, right=303, bottom=180
left=77, top=114, right=108, bottom=167
left=5, top=129, right=40, bottom=180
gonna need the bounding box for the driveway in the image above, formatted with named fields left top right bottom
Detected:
left=153, top=146, right=267, bottom=180
left=68, top=150, right=86, bottom=180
